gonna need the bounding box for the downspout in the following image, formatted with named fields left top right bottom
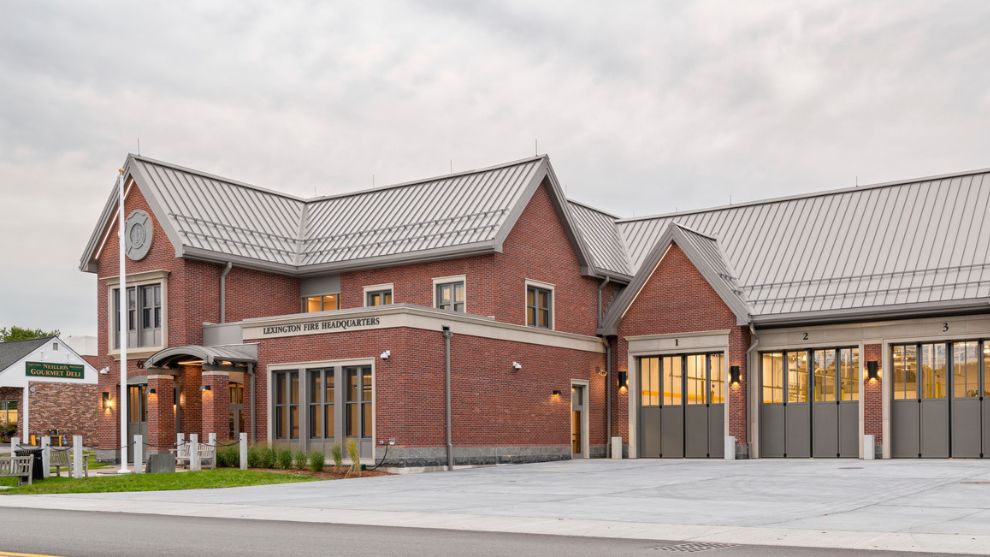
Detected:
left=248, top=362, right=257, bottom=443
left=219, top=262, right=233, bottom=323
left=744, top=322, right=759, bottom=459
left=442, top=325, right=454, bottom=471
left=596, top=276, right=612, bottom=457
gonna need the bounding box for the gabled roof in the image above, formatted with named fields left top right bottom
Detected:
left=0, top=337, right=52, bottom=372
left=601, top=225, right=749, bottom=334
left=80, top=154, right=602, bottom=277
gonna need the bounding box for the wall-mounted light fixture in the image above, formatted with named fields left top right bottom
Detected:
left=617, top=371, right=628, bottom=394
left=148, top=387, right=157, bottom=395
left=101, top=392, right=113, bottom=412
left=199, top=385, right=212, bottom=392
left=551, top=389, right=562, bottom=399
left=595, top=366, right=607, bottom=377
left=729, top=365, right=742, bottom=386
left=867, top=361, right=880, bottom=383
left=512, top=361, right=522, bottom=371
left=380, top=350, right=391, bottom=360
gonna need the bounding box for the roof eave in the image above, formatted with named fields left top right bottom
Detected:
left=751, top=298, right=990, bottom=328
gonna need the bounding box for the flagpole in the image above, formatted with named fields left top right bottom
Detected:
left=117, top=167, right=129, bottom=473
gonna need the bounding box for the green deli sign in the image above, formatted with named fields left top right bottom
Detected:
left=25, top=361, right=85, bottom=380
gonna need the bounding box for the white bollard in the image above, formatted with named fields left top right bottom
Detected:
left=133, top=434, right=144, bottom=473
left=10, top=436, right=19, bottom=450
left=863, top=434, right=875, bottom=460
left=190, top=433, right=201, bottom=471
left=610, top=436, right=622, bottom=460
left=239, top=432, right=248, bottom=471
left=72, top=435, right=84, bottom=479
left=724, top=436, right=736, bottom=460
left=208, top=432, right=217, bottom=446
left=40, top=437, right=51, bottom=478
left=177, top=432, right=184, bottom=448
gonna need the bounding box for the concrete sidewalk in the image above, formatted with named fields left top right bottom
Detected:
left=2, top=459, right=990, bottom=554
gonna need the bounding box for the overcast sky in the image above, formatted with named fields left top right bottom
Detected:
left=2, top=1, right=990, bottom=337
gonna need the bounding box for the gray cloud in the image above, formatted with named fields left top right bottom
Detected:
left=2, top=0, right=989, bottom=334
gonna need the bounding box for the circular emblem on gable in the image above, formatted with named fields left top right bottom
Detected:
left=125, top=210, right=153, bottom=261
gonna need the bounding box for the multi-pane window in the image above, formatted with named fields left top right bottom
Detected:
left=365, top=289, right=393, bottom=307
left=762, top=352, right=784, bottom=404
left=953, top=341, right=979, bottom=398
left=709, top=354, right=725, bottom=405
left=838, top=348, right=859, bottom=401
left=303, top=294, right=339, bottom=313
left=112, top=283, right=162, bottom=349
left=686, top=354, right=706, bottom=405
left=344, top=365, right=372, bottom=439
left=526, top=284, right=552, bottom=328
left=273, top=370, right=300, bottom=440
left=228, top=383, right=244, bottom=405
left=435, top=281, right=465, bottom=312
left=639, top=357, right=660, bottom=407
left=0, top=401, right=17, bottom=428
left=662, top=356, right=682, bottom=406
left=308, top=368, right=335, bottom=439
left=787, top=351, right=809, bottom=403
left=893, top=344, right=918, bottom=400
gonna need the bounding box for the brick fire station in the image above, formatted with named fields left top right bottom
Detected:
left=80, top=154, right=990, bottom=465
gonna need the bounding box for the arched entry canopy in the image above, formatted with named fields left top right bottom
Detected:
left=145, top=344, right=257, bottom=370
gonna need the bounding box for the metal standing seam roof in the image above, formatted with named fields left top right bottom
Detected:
left=567, top=201, right=633, bottom=278
left=81, top=154, right=574, bottom=274
left=611, top=169, right=990, bottom=320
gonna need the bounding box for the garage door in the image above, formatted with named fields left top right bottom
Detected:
left=638, top=353, right=725, bottom=458
left=892, top=340, right=989, bottom=458
left=760, top=348, right=859, bottom=458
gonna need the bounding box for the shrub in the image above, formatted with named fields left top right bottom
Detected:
left=261, top=447, right=276, bottom=469
left=247, top=445, right=264, bottom=468
left=293, top=450, right=307, bottom=470
left=217, top=446, right=240, bottom=468
left=347, top=439, right=361, bottom=475
left=276, top=449, right=293, bottom=470
left=330, top=444, right=343, bottom=469
left=308, top=450, right=325, bottom=473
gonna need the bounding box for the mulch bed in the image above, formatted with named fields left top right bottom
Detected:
left=248, top=467, right=390, bottom=480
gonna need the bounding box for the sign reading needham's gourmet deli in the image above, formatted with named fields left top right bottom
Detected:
left=25, top=361, right=85, bottom=380
left=253, top=317, right=383, bottom=339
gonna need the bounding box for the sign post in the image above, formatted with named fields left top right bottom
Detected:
left=117, top=168, right=129, bottom=473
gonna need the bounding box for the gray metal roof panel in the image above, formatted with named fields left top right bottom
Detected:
left=0, top=337, right=52, bottom=372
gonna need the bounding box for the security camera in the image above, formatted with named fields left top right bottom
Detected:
left=380, top=350, right=391, bottom=360
left=99, top=367, right=110, bottom=375
left=512, top=361, right=522, bottom=370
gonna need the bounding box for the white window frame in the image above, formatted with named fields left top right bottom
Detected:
left=363, top=283, right=394, bottom=307
left=432, top=275, right=467, bottom=313
left=105, top=270, right=169, bottom=356
left=524, top=279, right=555, bottom=330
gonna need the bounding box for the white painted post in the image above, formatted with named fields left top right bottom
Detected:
left=208, top=432, right=216, bottom=446
left=10, top=437, right=19, bottom=450
left=189, top=433, right=201, bottom=471
left=610, top=436, right=622, bottom=460
left=863, top=435, right=875, bottom=460
left=177, top=432, right=184, bottom=449
left=724, top=436, right=736, bottom=461
left=239, top=432, right=248, bottom=471
left=40, top=436, right=51, bottom=478
left=22, top=388, right=29, bottom=447
left=72, top=435, right=83, bottom=479
left=133, top=434, right=143, bottom=473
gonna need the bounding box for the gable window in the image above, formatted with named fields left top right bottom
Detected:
left=112, top=283, right=162, bottom=349
left=434, top=276, right=466, bottom=313
left=526, top=281, right=553, bottom=329
left=364, top=284, right=394, bottom=307
left=303, top=294, right=339, bottom=313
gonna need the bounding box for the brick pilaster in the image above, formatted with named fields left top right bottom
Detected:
left=864, top=343, right=883, bottom=453
left=201, top=372, right=230, bottom=442
left=147, top=373, right=175, bottom=452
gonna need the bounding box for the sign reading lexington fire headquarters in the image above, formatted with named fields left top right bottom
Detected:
left=25, top=361, right=85, bottom=380
left=246, top=316, right=384, bottom=339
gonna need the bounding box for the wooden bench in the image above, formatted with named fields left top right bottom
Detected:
left=172, top=443, right=216, bottom=470
left=0, top=456, right=34, bottom=486
left=50, top=448, right=88, bottom=478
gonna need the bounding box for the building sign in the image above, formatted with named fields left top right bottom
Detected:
left=254, top=317, right=382, bottom=338
left=25, top=362, right=85, bottom=380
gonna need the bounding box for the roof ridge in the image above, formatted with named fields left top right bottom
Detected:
left=566, top=198, right=621, bottom=219
left=0, top=336, right=55, bottom=345
left=130, top=153, right=548, bottom=205
left=617, top=165, right=990, bottom=223
left=672, top=222, right=718, bottom=241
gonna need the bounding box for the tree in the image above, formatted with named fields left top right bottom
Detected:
left=0, top=326, right=60, bottom=342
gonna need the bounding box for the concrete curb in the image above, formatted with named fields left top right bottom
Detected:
left=0, top=494, right=986, bottom=555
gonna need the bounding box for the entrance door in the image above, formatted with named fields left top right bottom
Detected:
left=811, top=348, right=860, bottom=458
left=126, top=384, right=147, bottom=462
left=659, top=356, right=684, bottom=457
left=893, top=343, right=949, bottom=458
left=228, top=382, right=245, bottom=440
left=684, top=354, right=724, bottom=458
left=951, top=342, right=981, bottom=457
left=571, top=384, right=585, bottom=457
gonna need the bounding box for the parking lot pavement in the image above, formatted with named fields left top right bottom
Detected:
left=3, top=458, right=990, bottom=554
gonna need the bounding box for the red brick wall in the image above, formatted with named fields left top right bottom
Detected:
left=147, top=375, right=175, bottom=451
left=864, top=343, right=883, bottom=449
left=339, top=181, right=603, bottom=336
left=255, top=327, right=605, bottom=451
left=613, top=243, right=750, bottom=451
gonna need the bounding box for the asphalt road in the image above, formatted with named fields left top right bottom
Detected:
left=0, top=508, right=963, bottom=557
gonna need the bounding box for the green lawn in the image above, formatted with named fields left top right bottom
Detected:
left=0, top=469, right=316, bottom=494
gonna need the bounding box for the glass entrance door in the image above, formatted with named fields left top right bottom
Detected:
left=126, top=384, right=147, bottom=463
left=571, top=385, right=585, bottom=457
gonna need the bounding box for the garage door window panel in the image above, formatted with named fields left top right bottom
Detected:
left=762, top=352, right=784, bottom=404
left=787, top=352, right=809, bottom=403
left=953, top=342, right=979, bottom=398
